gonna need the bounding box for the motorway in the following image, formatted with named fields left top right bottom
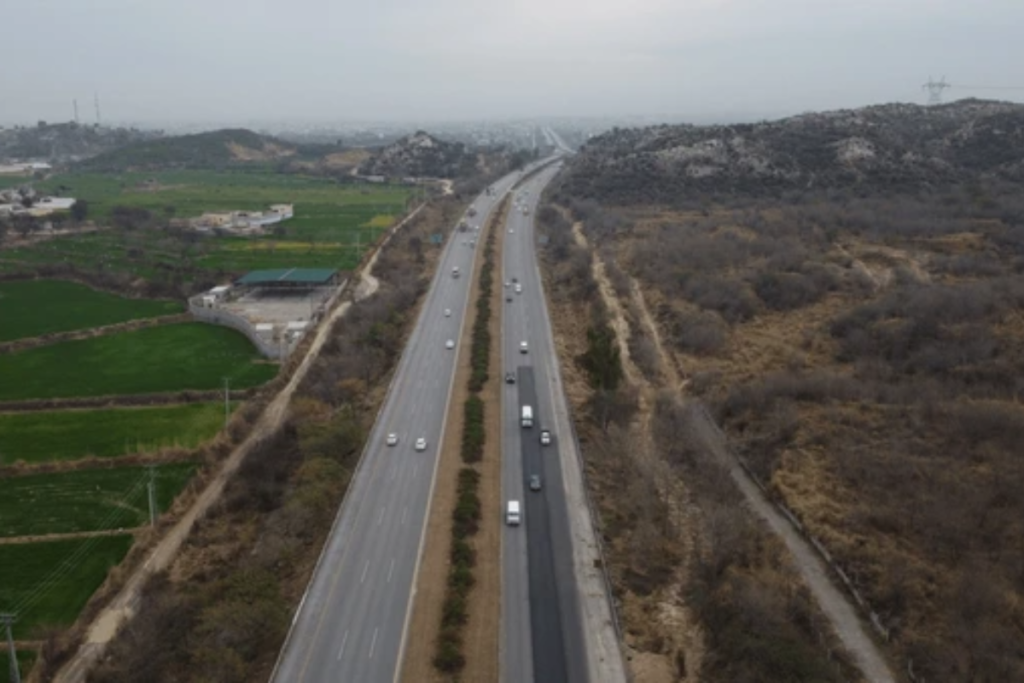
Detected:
left=271, top=163, right=544, bottom=683
left=501, top=162, right=590, bottom=683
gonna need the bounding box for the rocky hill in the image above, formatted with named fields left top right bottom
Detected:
left=74, top=128, right=307, bottom=171
left=0, top=122, right=160, bottom=164
left=357, top=131, right=477, bottom=178
left=560, top=99, right=1024, bottom=204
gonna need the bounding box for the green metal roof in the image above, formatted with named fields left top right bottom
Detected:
left=236, top=268, right=338, bottom=286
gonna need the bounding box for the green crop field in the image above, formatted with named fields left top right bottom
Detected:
left=0, top=650, right=37, bottom=683
left=0, top=535, right=133, bottom=639
left=0, top=279, right=183, bottom=342
left=0, top=323, right=277, bottom=401
left=0, top=402, right=227, bottom=465
left=0, top=462, right=196, bottom=537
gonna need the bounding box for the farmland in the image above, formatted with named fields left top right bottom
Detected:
left=0, top=535, right=134, bottom=639
left=0, top=403, right=226, bottom=465
left=0, top=279, right=182, bottom=342
left=0, top=462, right=196, bottom=537
left=0, top=170, right=412, bottom=280
left=0, top=323, right=277, bottom=401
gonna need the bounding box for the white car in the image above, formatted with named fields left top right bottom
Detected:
left=515, top=284, right=522, bottom=294
left=386, top=433, right=399, bottom=446
left=520, top=341, right=529, bottom=354
left=415, top=437, right=427, bottom=452
left=504, top=281, right=510, bottom=288
left=540, top=429, right=552, bottom=446
left=509, top=229, right=514, bottom=234
left=446, top=339, right=455, bottom=350
left=444, top=308, right=451, bottom=317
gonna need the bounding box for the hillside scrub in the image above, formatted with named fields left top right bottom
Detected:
left=555, top=169, right=1024, bottom=679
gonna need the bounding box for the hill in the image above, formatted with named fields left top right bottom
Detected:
left=74, top=129, right=302, bottom=172
left=0, top=122, right=159, bottom=164
left=560, top=98, right=1024, bottom=203
left=357, top=131, right=478, bottom=178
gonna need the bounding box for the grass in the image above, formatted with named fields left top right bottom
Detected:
left=0, top=403, right=228, bottom=464
left=0, top=462, right=197, bottom=537
left=0, top=650, right=37, bottom=683
left=0, top=171, right=411, bottom=281
left=0, top=323, right=277, bottom=401
left=0, top=279, right=183, bottom=342
left=0, top=534, right=134, bottom=639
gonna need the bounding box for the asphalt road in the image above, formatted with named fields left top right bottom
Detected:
left=501, top=164, right=589, bottom=683
left=270, top=163, right=550, bottom=683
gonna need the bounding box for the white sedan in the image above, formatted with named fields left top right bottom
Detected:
left=386, top=433, right=399, bottom=446
left=446, top=339, right=455, bottom=350
left=415, top=437, right=427, bottom=452
left=444, top=308, right=452, bottom=317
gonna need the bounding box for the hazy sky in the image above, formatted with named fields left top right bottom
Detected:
left=2, top=0, right=1023, bottom=126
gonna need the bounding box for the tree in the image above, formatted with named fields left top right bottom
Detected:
left=70, top=199, right=89, bottom=222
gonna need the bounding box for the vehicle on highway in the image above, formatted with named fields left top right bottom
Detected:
left=415, top=437, right=427, bottom=452
left=468, top=206, right=477, bottom=217
left=521, top=404, right=533, bottom=428
left=505, top=371, right=516, bottom=384
left=506, top=296, right=512, bottom=302
left=504, top=281, right=510, bottom=288
left=512, top=277, right=518, bottom=283
left=452, top=266, right=460, bottom=278
left=515, top=283, right=523, bottom=294
left=506, top=500, right=522, bottom=526
left=446, top=339, right=455, bottom=349
left=386, top=433, right=399, bottom=446
left=509, top=228, right=514, bottom=234
left=529, top=474, right=542, bottom=491
left=540, top=429, right=552, bottom=446
left=520, top=341, right=528, bottom=353
left=444, top=308, right=451, bottom=317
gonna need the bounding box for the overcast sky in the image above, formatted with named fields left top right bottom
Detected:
left=2, top=0, right=1023, bottom=126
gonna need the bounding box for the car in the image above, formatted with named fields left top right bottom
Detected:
left=515, top=284, right=522, bottom=294
left=520, top=341, right=528, bottom=354
left=509, top=229, right=514, bottom=234
left=505, top=372, right=516, bottom=384
left=506, top=296, right=513, bottom=302
left=444, top=308, right=451, bottom=317
left=512, top=277, right=518, bottom=283
left=540, top=429, right=552, bottom=446
left=386, top=433, right=399, bottom=446
left=529, top=474, right=542, bottom=491
left=504, top=281, right=510, bottom=288
left=415, top=437, right=427, bottom=452
left=446, top=339, right=455, bottom=350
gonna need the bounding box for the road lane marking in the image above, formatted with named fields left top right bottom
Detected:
left=388, top=558, right=395, bottom=583
left=361, top=560, right=370, bottom=584
left=401, top=506, right=408, bottom=526
left=378, top=506, right=386, bottom=526
left=412, top=461, right=420, bottom=478
left=369, top=627, right=379, bottom=659
left=336, top=630, right=349, bottom=660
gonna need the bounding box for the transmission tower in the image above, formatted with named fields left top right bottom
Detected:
left=94, top=93, right=102, bottom=125
left=922, top=76, right=951, bottom=105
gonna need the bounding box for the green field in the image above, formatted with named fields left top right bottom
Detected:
left=0, top=462, right=196, bottom=537
left=0, top=403, right=227, bottom=464
left=0, top=651, right=37, bottom=683
left=0, top=279, right=183, bottom=342
left=0, top=535, right=134, bottom=639
left=0, top=323, right=277, bottom=401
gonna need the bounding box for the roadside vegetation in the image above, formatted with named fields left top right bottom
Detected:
left=0, top=279, right=182, bottom=342
left=0, top=323, right=276, bottom=401
left=86, top=198, right=459, bottom=683
left=0, top=403, right=226, bottom=465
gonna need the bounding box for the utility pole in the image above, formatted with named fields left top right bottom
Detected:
left=94, top=93, right=102, bottom=125
left=2, top=613, right=20, bottom=683
left=73, top=99, right=79, bottom=124
left=147, top=467, right=157, bottom=527
left=223, top=377, right=230, bottom=428
left=922, top=76, right=951, bottom=105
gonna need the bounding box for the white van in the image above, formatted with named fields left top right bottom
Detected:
left=506, top=500, right=521, bottom=526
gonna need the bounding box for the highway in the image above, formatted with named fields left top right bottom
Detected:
left=501, top=163, right=589, bottom=683
left=270, top=162, right=546, bottom=683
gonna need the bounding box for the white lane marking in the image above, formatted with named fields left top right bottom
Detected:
left=361, top=560, right=370, bottom=583
left=401, top=506, right=408, bottom=525
left=390, top=463, right=397, bottom=481
left=378, top=506, right=386, bottom=525
left=337, top=629, right=350, bottom=660
left=369, top=627, right=379, bottom=659
left=388, top=558, right=395, bottom=583
left=412, top=461, right=420, bottom=478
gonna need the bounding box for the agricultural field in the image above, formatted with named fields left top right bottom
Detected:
left=1, top=651, right=37, bottom=683
left=0, top=402, right=227, bottom=465
left=0, top=462, right=196, bottom=537
left=0, top=323, right=277, bottom=401
left=0, top=534, right=134, bottom=639
left=0, top=279, right=183, bottom=342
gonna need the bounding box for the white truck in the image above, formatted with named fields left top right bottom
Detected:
left=506, top=500, right=521, bottom=526
left=521, top=404, right=533, bottom=428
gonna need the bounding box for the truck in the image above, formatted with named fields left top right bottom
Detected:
left=506, top=500, right=521, bottom=526
left=521, top=404, right=533, bottom=428
left=452, top=266, right=460, bottom=278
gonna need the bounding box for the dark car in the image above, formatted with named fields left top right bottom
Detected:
left=505, top=372, right=516, bottom=384
left=506, top=296, right=512, bottom=302
left=529, top=474, right=542, bottom=491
